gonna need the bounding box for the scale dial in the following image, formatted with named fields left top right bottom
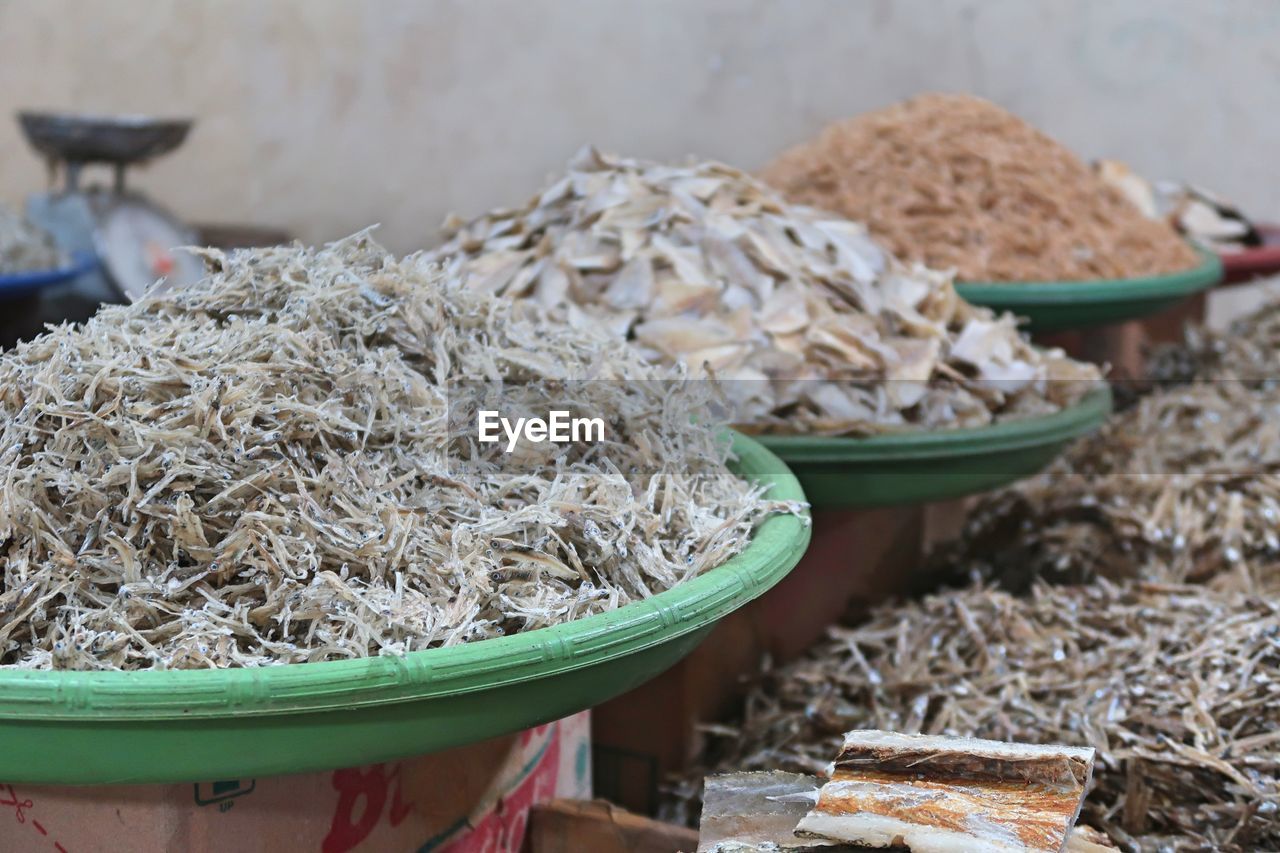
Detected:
left=92, top=195, right=205, bottom=300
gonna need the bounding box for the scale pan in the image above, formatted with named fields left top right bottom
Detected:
left=18, top=111, right=193, bottom=165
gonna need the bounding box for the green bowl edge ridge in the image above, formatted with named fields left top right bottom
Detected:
left=757, top=383, right=1111, bottom=463
left=954, top=247, right=1222, bottom=306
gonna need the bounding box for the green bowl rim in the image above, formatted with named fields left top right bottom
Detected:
left=0, top=433, right=810, bottom=721
left=953, top=248, right=1222, bottom=305
left=755, top=383, right=1111, bottom=463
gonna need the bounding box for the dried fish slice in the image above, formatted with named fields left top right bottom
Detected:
left=794, top=731, right=1093, bottom=853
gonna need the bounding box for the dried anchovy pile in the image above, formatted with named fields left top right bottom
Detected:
left=761, top=94, right=1200, bottom=282
left=0, top=204, right=65, bottom=274
left=0, top=233, right=797, bottom=671
left=1150, top=299, right=1280, bottom=385
left=944, top=380, right=1280, bottom=591
left=947, top=301, right=1280, bottom=592
left=669, top=581, right=1280, bottom=851
left=432, top=146, right=1100, bottom=436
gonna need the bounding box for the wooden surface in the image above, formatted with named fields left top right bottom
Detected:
left=527, top=799, right=698, bottom=853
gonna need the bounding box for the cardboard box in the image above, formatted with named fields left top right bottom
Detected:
left=0, top=711, right=590, bottom=852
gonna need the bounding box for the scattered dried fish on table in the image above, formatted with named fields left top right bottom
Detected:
left=669, top=581, right=1280, bottom=851
left=761, top=94, right=1199, bottom=282
left=698, top=771, right=841, bottom=852
left=431, top=146, right=1101, bottom=436
left=796, top=731, right=1093, bottom=853
left=0, top=232, right=799, bottom=671
left=0, top=204, right=66, bottom=274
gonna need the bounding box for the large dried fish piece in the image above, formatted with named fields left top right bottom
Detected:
left=431, top=147, right=1102, bottom=436
left=795, top=731, right=1093, bottom=853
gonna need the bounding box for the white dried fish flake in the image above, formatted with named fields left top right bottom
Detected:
left=433, top=147, right=1101, bottom=437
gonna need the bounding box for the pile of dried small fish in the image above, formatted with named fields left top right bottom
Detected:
left=946, top=301, right=1280, bottom=592
left=432, top=146, right=1101, bottom=436
left=0, top=232, right=800, bottom=671
left=0, top=204, right=65, bottom=274
left=1149, top=298, right=1280, bottom=385
left=761, top=94, right=1200, bottom=282
left=671, top=581, right=1280, bottom=851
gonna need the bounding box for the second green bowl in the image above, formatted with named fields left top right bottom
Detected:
left=756, top=384, right=1111, bottom=508
left=955, top=250, right=1221, bottom=332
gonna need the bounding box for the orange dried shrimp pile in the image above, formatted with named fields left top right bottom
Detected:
left=761, top=93, right=1200, bottom=282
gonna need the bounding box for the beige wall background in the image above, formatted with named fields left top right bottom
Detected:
left=1, top=0, right=1277, bottom=255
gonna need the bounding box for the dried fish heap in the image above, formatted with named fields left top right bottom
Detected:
left=1096, top=160, right=1263, bottom=253
left=432, top=147, right=1100, bottom=436
left=1149, top=297, right=1280, bottom=385
left=0, top=233, right=799, bottom=671
left=675, top=581, right=1280, bottom=851
left=674, top=301, right=1280, bottom=849
left=947, top=300, right=1280, bottom=592
left=0, top=204, right=66, bottom=274
left=761, top=94, right=1200, bottom=282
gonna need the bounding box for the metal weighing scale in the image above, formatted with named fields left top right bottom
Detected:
left=19, top=110, right=206, bottom=304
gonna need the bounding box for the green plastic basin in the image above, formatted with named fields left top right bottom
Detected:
left=955, top=250, right=1222, bottom=332
left=0, top=433, right=810, bottom=785
left=756, top=384, right=1111, bottom=508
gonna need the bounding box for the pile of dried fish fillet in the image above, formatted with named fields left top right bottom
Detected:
left=1096, top=159, right=1263, bottom=254
left=0, top=233, right=800, bottom=671
left=431, top=146, right=1101, bottom=436
left=0, top=204, right=65, bottom=274
left=671, top=581, right=1280, bottom=851
left=945, top=304, right=1280, bottom=591
left=761, top=94, right=1201, bottom=282
left=700, top=731, right=1100, bottom=853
